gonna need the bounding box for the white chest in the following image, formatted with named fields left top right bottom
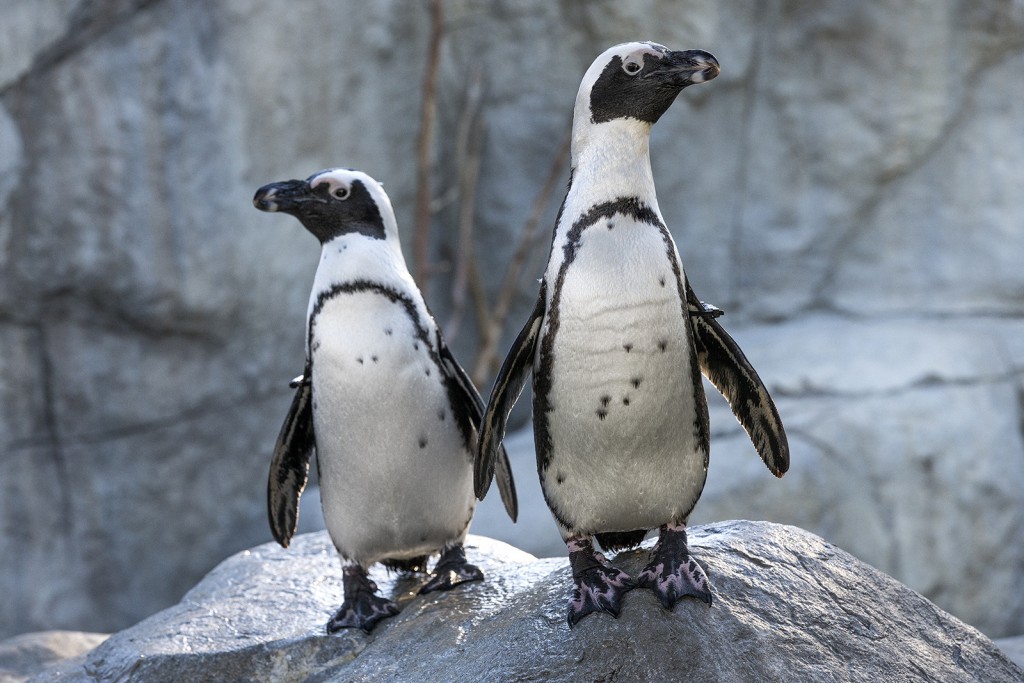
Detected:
left=308, top=289, right=475, bottom=563
left=546, top=219, right=693, bottom=428
left=538, top=218, right=708, bottom=533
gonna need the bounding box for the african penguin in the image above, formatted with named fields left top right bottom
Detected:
left=254, top=168, right=517, bottom=633
left=476, top=43, right=788, bottom=627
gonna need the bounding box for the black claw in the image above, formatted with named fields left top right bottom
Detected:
left=566, top=538, right=635, bottom=628
left=327, top=565, right=400, bottom=633
left=418, top=544, right=484, bottom=595
left=635, top=523, right=713, bottom=610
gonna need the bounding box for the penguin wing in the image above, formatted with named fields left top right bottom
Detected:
left=437, top=338, right=519, bottom=522
left=476, top=282, right=547, bottom=500
left=267, top=360, right=315, bottom=548
left=686, top=282, right=790, bottom=477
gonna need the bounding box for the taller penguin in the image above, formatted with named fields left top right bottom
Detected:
left=476, top=43, right=788, bottom=627
left=254, top=168, right=517, bottom=633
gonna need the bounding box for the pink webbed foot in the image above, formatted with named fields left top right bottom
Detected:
left=566, top=537, right=636, bottom=628
left=635, top=522, right=713, bottom=609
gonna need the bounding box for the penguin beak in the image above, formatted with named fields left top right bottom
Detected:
left=647, top=49, right=720, bottom=88
left=253, top=179, right=321, bottom=213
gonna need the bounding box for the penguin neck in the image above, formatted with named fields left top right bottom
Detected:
left=569, top=118, right=657, bottom=211
left=311, top=232, right=416, bottom=300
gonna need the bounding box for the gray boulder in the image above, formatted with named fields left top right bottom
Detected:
left=39, top=523, right=1024, bottom=683
left=0, top=630, right=106, bottom=683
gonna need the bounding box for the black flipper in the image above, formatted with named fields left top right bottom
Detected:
left=268, top=360, right=315, bottom=548
left=476, top=282, right=547, bottom=500
left=437, top=337, right=518, bottom=521
left=686, top=281, right=789, bottom=477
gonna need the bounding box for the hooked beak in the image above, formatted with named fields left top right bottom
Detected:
left=647, top=49, right=720, bottom=87
left=253, top=179, right=319, bottom=213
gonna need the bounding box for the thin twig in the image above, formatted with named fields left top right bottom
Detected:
left=413, top=0, right=444, bottom=294
left=445, top=67, right=486, bottom=340
left=471, top=129, right=572, bottom=386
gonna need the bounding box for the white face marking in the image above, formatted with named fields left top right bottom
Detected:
left=577, top=41, right=669, bottom=103
left=308, top=168, right=359, bottom=200
left=301, top=167, right=412, bottom=313
left=571, top=41, right=671, bottom=166
left=306, top=168, right=401, bottom=242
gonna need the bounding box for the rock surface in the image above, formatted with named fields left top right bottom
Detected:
left=0, top=631, right=106, bottom=683
left=2, top=0, right=1024, bottom=640
left=36, top=524, right=1024, bottom=683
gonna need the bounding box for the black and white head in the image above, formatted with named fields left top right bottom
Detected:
left=572, top=41, right=719, bottom=143
left=253, top=168, right=399, bottom=246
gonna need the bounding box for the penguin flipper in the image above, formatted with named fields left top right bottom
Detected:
left=476, top=282, right=546, bottom=501
left=686, top=282, right=790, bottom=477
left=493, top=444, right=518, bottom=522
left=268, top=360, right=315, bottom=548
left=437, top=338, right=518, bottom=521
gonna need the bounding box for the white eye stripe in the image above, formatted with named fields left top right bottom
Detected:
left=309, top=172, right=354, bottom=200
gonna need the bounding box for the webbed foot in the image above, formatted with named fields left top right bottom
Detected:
left=566, top=537, right=635, bottom=628
left=418, top=543, right=484, bottom=595
left=635, top=522, right=713, bottom=609
left=326, top=564, right=400, bottom=633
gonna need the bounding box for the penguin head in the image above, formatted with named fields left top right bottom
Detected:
left=575, top=42, right=719, bottom=128
left=253, top=168, right=397, bottom=245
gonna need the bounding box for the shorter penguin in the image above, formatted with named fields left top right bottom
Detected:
left=254, top=168, right=517, bottom=633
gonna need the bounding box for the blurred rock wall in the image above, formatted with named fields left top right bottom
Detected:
left=1, top=0, right=1022, bottom=638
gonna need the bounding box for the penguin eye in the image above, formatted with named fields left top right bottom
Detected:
left=623, top=60, right=642, bottom=75
left=332, top=186, right=351, bottom=200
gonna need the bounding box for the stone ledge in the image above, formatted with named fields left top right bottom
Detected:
left=30, top=521, right=1023, bottom=682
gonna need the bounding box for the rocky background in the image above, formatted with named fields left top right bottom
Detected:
left=1, top=0, right=1023, bottom=643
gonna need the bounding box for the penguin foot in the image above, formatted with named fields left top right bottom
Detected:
left=326, top=564, right=400, bottom=633
left=566, top=537, right=635, bottom=628
left=418, top=543, right=484, bottom=594
left=635, top=522, right=713, bottom=609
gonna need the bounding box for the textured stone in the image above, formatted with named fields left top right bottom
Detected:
left=0, top=630, right=106, bottom=683
left=44, top=526, right=1024, bottom=683
left=2, top=0, right=1024, bottom=642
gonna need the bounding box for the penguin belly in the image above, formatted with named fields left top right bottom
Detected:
left=311, top=291, right=475, bottom=566
left=539, top=221, right=707, bottom=536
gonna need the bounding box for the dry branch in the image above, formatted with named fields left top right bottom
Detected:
left=413, top=0, right=444, bottom=293
left=445, top=67, right=486, bottom=340
left=470, top=130, right=571, bottom=386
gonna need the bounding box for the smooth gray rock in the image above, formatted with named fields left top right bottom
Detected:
left=42, top=524, right=1024, bottom=683
left=3, top=0, right=1024, bottom=642
left=69, top=533, right=550, bottom=683
left=0, top=630, right=106, bottom=683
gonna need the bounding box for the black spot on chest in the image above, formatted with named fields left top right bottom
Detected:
left=307, top=280, right=477, bottom=452
left=534, top=197, right=665, bottom=473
